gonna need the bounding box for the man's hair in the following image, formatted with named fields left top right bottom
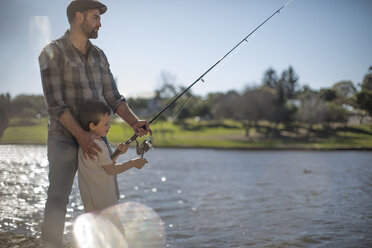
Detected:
left=68, top=9, right=88, bottom=24
left=78, top=100, right=112, bottom=131
left=67, top=0, right=107, bottom=24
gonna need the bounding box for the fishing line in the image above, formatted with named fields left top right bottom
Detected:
left=144, top=94, right=194, bottom=151
left=169, top=95, right=194, bottom=122
left=111, top=0, right=294, bottom=159
left=136, top=94, right=195, bottom=158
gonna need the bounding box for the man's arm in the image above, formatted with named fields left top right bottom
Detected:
left=59, top=110, right=101, bottom=159
left=39, top=43, right=101, bottom=159
left=98, top=50, right=151, bottom=136
left=115, top=101, right=151, bottom=137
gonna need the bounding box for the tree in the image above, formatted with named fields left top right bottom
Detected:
left=355, top=66, right=372, bottom=116
left=153, top=71, right=178, bottom=120
left=260, top=66, right=299, bottom=127
left=279, top=66, right=299, bottom=100
left=321, top=102, right=348, bottom=129
left=262, top=68, right=278, bottom=89
left=0, top=93, right=11, bottom=138
left=332, top=81, right=357, bottom=99
left=153, top=71, right=210, bottom=123
left=331, top=80, right=357, bottom=106
left=210, top=91, right=240, bottom=120
left=10, top=94, right=48, bottom=118
left=262, top=66, right=299, bottom=103
left=237, top=87, right=286, bottom=136
left=361, top=66, right=372, bottom=91
left=296, top=87, right=324, bottom=131
left=319, top=88, right=337, bottom=102
left=172, top=85, right=194, bottom=122
left=127, top=97, right=152, bottom=118
left=355, top=91, right=372, bottom=116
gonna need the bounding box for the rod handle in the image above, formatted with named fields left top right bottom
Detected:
left=110, top=133, right=138, bottom=160
left=110, top=125, right=149, bottom=160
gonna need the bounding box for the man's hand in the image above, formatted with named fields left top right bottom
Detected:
left=132, top=120, right=152, bottom=137
left=76, top=130, right=102, bottom=160
left=58, top=110, right=102, bottom=160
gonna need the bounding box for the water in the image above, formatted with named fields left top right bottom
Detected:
left=1, top=145, right=372, bottom=247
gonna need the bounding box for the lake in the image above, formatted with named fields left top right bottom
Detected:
left=0, top=145, right=372, bottom=247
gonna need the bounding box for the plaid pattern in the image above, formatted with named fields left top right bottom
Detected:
left=39, top=30, right=125, bottom=136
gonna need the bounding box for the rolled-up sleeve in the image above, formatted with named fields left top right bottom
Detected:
left=39, top=43, right=68, bottom=118
left=100, top=51, right=126, bottom=112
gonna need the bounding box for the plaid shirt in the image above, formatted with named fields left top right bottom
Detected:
left=39, top=30, right=125, bottom=137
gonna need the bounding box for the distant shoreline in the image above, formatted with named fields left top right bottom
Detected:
left=1, top=119, right=372, bottom=150
left=1, top=142, right=372, bottom=151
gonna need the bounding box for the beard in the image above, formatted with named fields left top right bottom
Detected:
left=81, top=18, right=98, bottom=39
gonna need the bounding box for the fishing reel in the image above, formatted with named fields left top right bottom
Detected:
left=135, top=135, right=154, bottom=158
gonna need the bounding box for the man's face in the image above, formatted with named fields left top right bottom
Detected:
left=81, top=9, right=101, bottom=39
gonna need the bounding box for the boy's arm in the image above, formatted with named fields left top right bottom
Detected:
left=103, top=158, right=147, bottom=175
left=110, top=143, right=128, bottom=162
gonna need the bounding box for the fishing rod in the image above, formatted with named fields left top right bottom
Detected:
left=111, top=0, right=293, bottom=160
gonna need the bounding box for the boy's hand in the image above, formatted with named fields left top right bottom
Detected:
left=118, top=143, right=129, bottom=154
left=131, top=158, right=148, bottom=169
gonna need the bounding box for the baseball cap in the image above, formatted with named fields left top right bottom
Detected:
left=67, top=0, right=107, bottom=23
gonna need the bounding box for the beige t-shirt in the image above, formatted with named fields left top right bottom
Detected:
left=78, top=139, right=118, bottom=212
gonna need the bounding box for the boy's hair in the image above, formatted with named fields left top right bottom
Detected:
left=78, top=100, right=112, bottom=131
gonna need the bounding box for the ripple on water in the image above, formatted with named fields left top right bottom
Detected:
left=1, top=146, right=372, bottom=247
left=0, top=146, right=49, bottom=235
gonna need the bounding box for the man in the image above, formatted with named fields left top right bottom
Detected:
left=38, top=0, right=150, bottom=247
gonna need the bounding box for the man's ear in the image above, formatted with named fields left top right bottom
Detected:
left=89, top=122, right=95, bottom=131
left=75, top=11, right=84, bottom=24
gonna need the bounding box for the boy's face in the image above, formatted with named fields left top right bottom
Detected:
left=90, top=113, right=111, bottom=137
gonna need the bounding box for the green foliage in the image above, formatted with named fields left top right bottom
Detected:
left=0, top=93, right=48, bottom=137
left=262, top=68, right=278, bottom=89
left=1, top=65, right=371, bottom=145
left=210, top=91, right=240, bottom=120
left=332, top=81, right=356, bottom=99
left=10, top=94, right=47, bottom=117
left=262, top=66, right=299, bottom=103
left=355, top=66, right=372, bottom=115
left=279, top=66, right=299, bottom=100
left=319, top=88, right=337, bottom=102
left=0, top=118, right=48, bottom=143
left=296, top=89, right=324, bottom=128
left=127, top=97, right=148, bottom=110
left=322, top=102, right=348, bottom=125
left=355, top=90, right=372, bottom=115
left=2, top=119, right=372, bottom=149
left=361, top=66, right=372, bottom=91
left=0, top=93, right=11, bottom=137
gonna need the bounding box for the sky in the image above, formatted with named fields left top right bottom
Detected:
left=0, top=0, right=371, bottom=99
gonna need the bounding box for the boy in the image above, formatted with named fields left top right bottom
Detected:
left=77, top=100, right=147, bottom=212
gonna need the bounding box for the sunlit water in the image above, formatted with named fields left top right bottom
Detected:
left=1, top=145, right=372, bottom=247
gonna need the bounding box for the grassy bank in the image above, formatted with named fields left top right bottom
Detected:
left=1, top=118, right=372, bottom=149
